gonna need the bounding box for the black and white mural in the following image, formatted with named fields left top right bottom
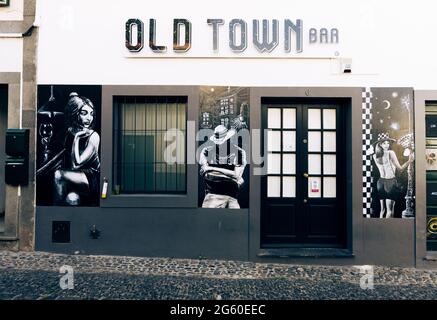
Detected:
left=362, top=88, right=415, bottom=219
left=198, top=87, right=250, bottom=209
left=36, top=85, right=101, bottom=207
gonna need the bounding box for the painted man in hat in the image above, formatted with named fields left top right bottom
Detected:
left=199, top=125, right=247, bottom=208
left=372, top=132, right=414, bottom=218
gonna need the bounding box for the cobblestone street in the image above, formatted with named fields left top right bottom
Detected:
left=0, top=251, right=436, bottom=300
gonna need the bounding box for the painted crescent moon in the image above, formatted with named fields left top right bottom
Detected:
left=383, top=100, right=391, bottom=110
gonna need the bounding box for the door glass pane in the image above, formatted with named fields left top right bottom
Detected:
left=283, top=131, right=296, bottom=152
left=308, top=109, right=321, bottom=129
left=268, top=131, right=281, bottom=151
left=323, top=155, right=337, bottom=175
left=323, top=109, right=336, bottom=129
left=308, top=154, right=321, bottom=175
left=308, top=131, right=321, bottom=152
left=323, top=132, right=337, bottom=152
left=268, top=108, right=281, bottom=129
left=283, top=108, right=296, bottom=129
left=268, top=176, right=281, bottom=198
left=324, top=177, right=336, bottom=198
left=308, top=177, right=322, bottom=198
left=283, top=177, right=296, bottom=198
left=283, top=154, right=296, bottom=174
left=267, top=153, right=281, bottom=174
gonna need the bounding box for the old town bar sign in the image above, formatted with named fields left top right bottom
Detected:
left=125, top=18, right=339, bottom=54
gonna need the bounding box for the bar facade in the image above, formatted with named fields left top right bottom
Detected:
left=1, top=0, right=437, bottom=268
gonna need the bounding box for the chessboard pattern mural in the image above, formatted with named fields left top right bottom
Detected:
left=362, top=88, right=415, bottom=219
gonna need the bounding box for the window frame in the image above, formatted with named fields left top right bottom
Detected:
left=101, top=86, right=198, bottom=208
left=113, top=95, right=188, bottom=195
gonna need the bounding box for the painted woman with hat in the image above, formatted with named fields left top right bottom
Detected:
left=372, top=132, right=414, bottom=218
left=199, top=125, right=247, bottom=208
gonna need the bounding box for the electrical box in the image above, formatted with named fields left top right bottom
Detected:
left=6, top=129, right=29, bottom=157
left=52, top=221, right=71, bottom=243
left=5, top=158, right=27, bottom=186
left=5, top=128, right=29, bottom=186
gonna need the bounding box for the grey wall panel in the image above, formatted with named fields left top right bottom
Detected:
left=363, top=219, right=415, bottom=267
left=36, top=207, right=249, bottom=261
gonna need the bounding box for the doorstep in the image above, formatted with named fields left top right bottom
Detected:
left=258, top=248, right=354, bottom=258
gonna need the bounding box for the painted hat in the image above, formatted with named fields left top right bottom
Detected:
left=373, top=132, right=396, bottom=145
left=210, top=125, right=236, bottom=145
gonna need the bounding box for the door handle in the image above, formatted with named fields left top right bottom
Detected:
left=303, top=173, right=309, bottom=178
left=303, top=199, right=308, bottom=204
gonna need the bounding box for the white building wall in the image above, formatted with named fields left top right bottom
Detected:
left=0, top=38, right=23, bottom=73
left=37, top=0, right=437, bottom=89
left=0, top=0, right=24, bottom=73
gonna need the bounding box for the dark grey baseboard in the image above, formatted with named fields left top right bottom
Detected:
left=257, top=248, right=355, bottom=259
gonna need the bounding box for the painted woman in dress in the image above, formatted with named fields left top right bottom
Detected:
left=53, top=93, right=100, bottom=206
left=372, top=133, right=413, bottom=218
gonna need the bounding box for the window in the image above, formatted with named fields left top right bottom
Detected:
left=267, top=107, right=297, bottom=198
left=113, top=96, right=187, bottom=194
left=221, top=117, right=230, bottom=128
left=219, top=97, right=235, bottom=116
left=201, top=112, right=211, bottom=128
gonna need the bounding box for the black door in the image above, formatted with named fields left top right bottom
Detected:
left=261, top=101, right=347, bottom=248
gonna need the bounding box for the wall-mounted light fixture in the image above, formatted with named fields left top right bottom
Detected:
left=90, top=225, right=101, bottom=239
left=340, top=58, right=352, bottom=74
left=5, top=129, right=29, bottom=186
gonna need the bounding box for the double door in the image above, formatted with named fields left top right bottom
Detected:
left=261, top=102, right=346, bottom=247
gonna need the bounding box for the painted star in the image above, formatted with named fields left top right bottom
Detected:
left=390, top=122, right=400, bottom=130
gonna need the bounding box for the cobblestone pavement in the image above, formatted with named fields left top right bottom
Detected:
left=0, top=251, right=436, bottom=300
